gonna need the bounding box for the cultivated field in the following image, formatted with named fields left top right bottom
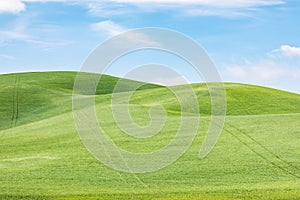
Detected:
left=0, top=72, right=299, bottom=199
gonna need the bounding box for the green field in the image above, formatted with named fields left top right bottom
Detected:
left=0, top=71, right=299, bottom=199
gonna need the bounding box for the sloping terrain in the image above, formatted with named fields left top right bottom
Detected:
left=0, top=72, right=299, bottom=199
left=0, top=72, right=161, bottom=131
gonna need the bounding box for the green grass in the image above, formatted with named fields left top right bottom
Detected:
left=0, top=72, right=161, bottom=131
left=0, top=71, right=299, bottom=199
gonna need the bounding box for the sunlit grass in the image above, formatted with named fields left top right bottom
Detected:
left=0, top=72, right=299, bottom=199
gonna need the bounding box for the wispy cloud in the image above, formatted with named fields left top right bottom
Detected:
left=86, top=0, right=285, bottom=17
left=151, top=75, right=189, bottom=86
left=0, top=30, right=30, bottom=40
left=223, top=60, right=292, bottom=84
left=0, top=11, right=73, bottom=49
left=26, top=39, right=73, bottom=48
left=91, top=20, right=126, bottom=37
left=0, top=54, right=15, bottom=60
left=109, top=0, right=284, bottom=8
left=91, top=20, right=162, bottom=48
left=0, top=30, right=31, bottom=47
left=271, top=45, right=300, bottom=58
left=86, top=1, right=132, bottom=16
left=223, top=44, right=300, bottom=87
left=91, top=20, right=161, bottom=54
left=0, top=0, right=285, bottom=17
left=0, top=29, right=72, bottom=49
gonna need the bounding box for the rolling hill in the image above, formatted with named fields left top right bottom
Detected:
left=0, top=71, right=299, bottom=199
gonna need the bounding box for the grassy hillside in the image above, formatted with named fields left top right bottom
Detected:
left=0, top=72, right=161, bottom=131
left=0, top=72, right=299, bottom=199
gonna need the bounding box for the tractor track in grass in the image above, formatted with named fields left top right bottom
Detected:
left=10, top=75, right=20, bottom=128
left=227, top=123, right=300, bottom=171
left=225, top=123, right=300, bottom=179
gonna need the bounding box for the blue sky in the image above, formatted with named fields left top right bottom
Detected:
left=0, top=0, right=300, bottom=93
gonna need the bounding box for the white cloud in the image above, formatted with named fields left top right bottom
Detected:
left=271, top=45, right=300, bottom=58
left=111, top=0, right=284, bottom=8
left=91, top=20, right=159, bottom=47
left=91, top=20, right=126, bottom=37
left=0, top=30, right=72, bottom=49
left=0, top=0, right=25, bottom=13
left=0, top=54, right=15, bottom=60
left=0, top=0, right=68, bottom=14
left=0, top=30, right=30, bottom=46
left=26, top=39, right=73, bottom=48
left=151, top=75, right=189, bottom=86
left=22, top=0, right=66, bottom=2
left=0, top=30, right=30, bottom=40
left=224, top=61, right=288, bottom=83
left=0, top=0, right=285, bottom=16
left=87, top=0, right=285, bottom=17
left=222, top=45, right=300, bottom=93
left=223, top=60, right=291, bottom=84
left=119, top=31, right=161, bottom=46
